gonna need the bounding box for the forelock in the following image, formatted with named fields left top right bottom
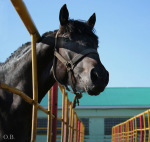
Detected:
left=66, top=20, right=98, bottom=39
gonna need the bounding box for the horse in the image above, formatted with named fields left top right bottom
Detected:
left=0, top=4, right=109, bottom=142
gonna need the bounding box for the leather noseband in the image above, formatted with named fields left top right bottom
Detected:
left=53, top=33, right=98, bottom=108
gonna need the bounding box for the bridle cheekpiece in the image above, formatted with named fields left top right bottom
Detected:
left=53, top=32, right=98, bottom=108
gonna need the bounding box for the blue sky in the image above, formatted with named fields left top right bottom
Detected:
left=0, top=0, right=150, bottom=87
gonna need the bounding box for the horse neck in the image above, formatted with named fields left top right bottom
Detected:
left=1, top=35, right=56, bottom=104
left=0, top=34, right=57, bottom=142
left=37, top=36, right=56, bottom=102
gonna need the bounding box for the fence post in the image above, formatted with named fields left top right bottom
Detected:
left=127, top=121, right=129, bottom=142
left=10, top=0, right=41, bottom=40
left=116, top=127, right=118, bottom=142
left=132, top=119, right=135, bottom=142
left=130, top=120, right=133, bottom=142
left=71, top=108, right=74, bottom=141
left=148, top=110, right=150, bottom=142
left=63, top=92, right=69, bottom=142
left=10, top=1, right=40, bottom=142
left=52, top=82, right=58, bottom=142
left=74, top=113, right=78, bottom=142
left=82, top=124, right=85, bottom=142
left=68, top=102, right=74, bottom=142
left=61, top=86, right=65, bottom=142
left=122, top=125, right=125, bottom=141
left=77, top=120, right=81, bottom=142
left=80, top=122, right=84, bottom=142
left=125, top=123, right=127, bottom=142
left=31, top=33, right=38, bottom=142
left=143, top=114, right=146, bottom=142
left=47, top=89, right=52, bottom=142
left=9, top=1, right=85, bottom=142
left=135, top=117, right=137, bottom=142
left=120, top=125, right=122, bottom=142
left=140, top=116, right=143, bottom=142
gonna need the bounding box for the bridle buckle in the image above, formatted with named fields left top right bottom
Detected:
left=66, top=61, right=73, bottom=71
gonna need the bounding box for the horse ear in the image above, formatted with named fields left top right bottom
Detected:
left=59, top=4, right=69, bottom=26
left=87, top=13, right=96, bottom=29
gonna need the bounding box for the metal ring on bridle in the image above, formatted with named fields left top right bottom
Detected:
left=66, top=61, right=73, bottom=71
left=53, top=32, right=99, bottom=107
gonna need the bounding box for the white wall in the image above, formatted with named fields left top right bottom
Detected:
left=37, top=108, right=149, bottom=142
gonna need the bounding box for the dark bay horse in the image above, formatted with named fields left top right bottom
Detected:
left=0, top=4, right=109, bottom=142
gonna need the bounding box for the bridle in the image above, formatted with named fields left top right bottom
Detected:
left=53, top=32, right=98, bottom=108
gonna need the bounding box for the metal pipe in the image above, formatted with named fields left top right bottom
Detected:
left=47, top=89, right=52, bottom=142
left=31, top=34, right=38, bottom=142
left=9, top=1, right=85, bottom=142
left=130, top=120, right=133, bottom=142
left=120, top=125, right=122, bottom=142
left=148, top=111, right=150, bottom=142
left=57, top=117, right=63, bottom=122
left=70, top=108, right=74, bottom=141
left=68, top=102, right=73, bottom=142
left=135, top=117, right=137, bottom=142
left=52, top=82, right=58, bottom=142
left=80, top=122, right=84, bottom=142
left=73, top=113, right=77, bottom=142
left=63, top=92, right=69, bottom=142
left=143, top=114, right=146, bottom=142
left=77, top=120, right=81, bottom=142
left=140, top=116, right=143, bottom=142
left=38, top=104, right=48, bottom=115
left=0, top=82, right=53, bottom=116
left=132, top=119, right=135, bottom=142
left=10, top=0, right=40, bottom=41
left=83, top=125, right=85, bottom=142
left=61, top=85, right=65, bottom=142
left=0, top=82, right=33, bottom=104
left=10, top=1, right=40, bottom=141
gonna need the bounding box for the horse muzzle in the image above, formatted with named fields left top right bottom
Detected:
left=85, top=68, right=109, bottom=96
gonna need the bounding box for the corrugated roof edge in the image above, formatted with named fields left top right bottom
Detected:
left=40, top=105, right=150, bottom=110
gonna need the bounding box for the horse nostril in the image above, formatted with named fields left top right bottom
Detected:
left=91, top=68, right=99, bottom=82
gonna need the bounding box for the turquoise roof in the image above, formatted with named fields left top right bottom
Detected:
left=40, top=87, right=150, bottom=106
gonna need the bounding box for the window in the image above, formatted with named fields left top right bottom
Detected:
left=104, top=118, right=129, bottom=135
left=57, top=120, right=61, bottom=134
left=37, top=118, right=89, bottom=135
left=37, top=118, right=61, bottom=135
left=37, top=118, right=47, bottom=135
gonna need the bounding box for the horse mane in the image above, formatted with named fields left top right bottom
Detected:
left=0, top=31, right=57, bottom=66
left=0, top=42, right=31, bottom=66
left=0, top=20, right=98, bottom=66
left=42, top=30, right=58, bottom=38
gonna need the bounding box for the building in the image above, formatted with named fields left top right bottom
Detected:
left=36, top=87, right=150, bottom=142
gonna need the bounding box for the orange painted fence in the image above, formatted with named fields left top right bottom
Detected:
left=0, top=1, right=85, bottom=142
left=59, top=83, right=85, bottom=142
left=112, top=109, right=150, bottom=142
left=0, top=82, right=85, bottom=142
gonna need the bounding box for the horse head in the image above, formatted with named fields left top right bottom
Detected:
left=53, top=4, right=109, bottom=96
